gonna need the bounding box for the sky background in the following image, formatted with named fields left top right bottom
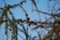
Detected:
left=0, top=0, right=60, bottom=40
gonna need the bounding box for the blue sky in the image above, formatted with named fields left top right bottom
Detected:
left=0, top=0, right=59, bottom=40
